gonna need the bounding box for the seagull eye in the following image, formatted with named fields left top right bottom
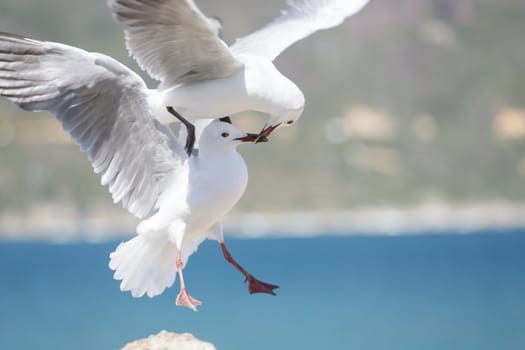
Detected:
left=221, top=132, right=230, bottom=138
left=287, top=120, right=294, bottom=125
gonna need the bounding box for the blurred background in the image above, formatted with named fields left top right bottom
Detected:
left=1, top=0, right=525, bottom=239
left=1, top=0, right=525, bottom=240
left=1, top=1, right=525, bottom=350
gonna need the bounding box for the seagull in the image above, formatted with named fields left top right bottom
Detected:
left=108, top=0, right=371, bottom=152
left=0, top=32, right=277, bottom=311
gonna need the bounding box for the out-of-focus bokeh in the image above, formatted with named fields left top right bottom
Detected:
left=1, top=0, right=525, bottom=238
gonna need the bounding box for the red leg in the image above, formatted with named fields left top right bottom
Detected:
left=220, top=242, right=279, bottom=295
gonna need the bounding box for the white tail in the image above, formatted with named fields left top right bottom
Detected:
left=109, top=233, right=179, bottom=298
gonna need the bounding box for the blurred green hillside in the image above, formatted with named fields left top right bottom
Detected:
left=1, top=0, right=525, bottom=216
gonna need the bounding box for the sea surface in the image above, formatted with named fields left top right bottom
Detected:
left=1, top=230, right=524, bottom=350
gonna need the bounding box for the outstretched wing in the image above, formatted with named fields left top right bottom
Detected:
left=0, top=32, right=186, bottom=219
left=108, top=0, right=243, bottom=87
left=230, top=0, right=371, bottom=61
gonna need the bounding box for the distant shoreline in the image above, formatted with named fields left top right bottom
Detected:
left=1, top=200, right=524, bottom=242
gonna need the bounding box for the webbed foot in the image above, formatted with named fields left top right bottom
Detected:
left=245, top=274, right=279, bottom=295
left=176, top=287, right=202, bottom=312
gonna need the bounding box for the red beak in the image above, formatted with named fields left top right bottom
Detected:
left=235, top=133, right=268, bottom=143
left=255, top=123, right=281, bottom=143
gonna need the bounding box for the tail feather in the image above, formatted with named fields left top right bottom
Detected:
left=119, top=238, right=154, bottom=295
left=149, top=243, right=178, bottom=296
left=112, top=236, right=144, bottom=280
left=109, top=233, right=178, bottom=298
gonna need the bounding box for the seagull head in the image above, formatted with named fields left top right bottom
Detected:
left=199, top=119, right=267, bottom=154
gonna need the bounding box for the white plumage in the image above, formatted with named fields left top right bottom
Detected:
left=0, top=0, right=372, bottom=310
left=0, top=34, right=275, bottom=311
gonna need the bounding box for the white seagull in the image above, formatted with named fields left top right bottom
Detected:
left=108, top=0, right=371, bottom=153
left=0, top=33, right=277, bottom=311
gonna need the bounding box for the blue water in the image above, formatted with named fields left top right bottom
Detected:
left=1, top=231, right=524, bottom=350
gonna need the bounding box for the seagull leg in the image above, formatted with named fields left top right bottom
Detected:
left=175, top=251, right=202, bottom=311
left=219, top=116, right=232, bottom=124
left=220, top=242, right=279, bottom=295
left=166, top=106, right=195, bottom=156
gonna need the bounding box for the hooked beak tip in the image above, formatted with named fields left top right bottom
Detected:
left=257, top=122, right=282, bottom=141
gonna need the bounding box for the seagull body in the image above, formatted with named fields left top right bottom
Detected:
left=110, top=118, right=261, bottom=309
left=149, top=54, right=304, bottom=125
left=108, top=0, right=371, bottom=137
left=137, top=120, right=249, bottom=240
left=0, top=33, right=276, bottom=310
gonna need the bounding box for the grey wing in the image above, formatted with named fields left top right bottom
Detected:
left=0, top=32, right=186, bottom=219
left=230, top=0, right=371, bottom=61
left=108, top=0, right=243, bottom=87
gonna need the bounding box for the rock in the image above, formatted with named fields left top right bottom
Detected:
left=121, top=330, right=216, bottom=350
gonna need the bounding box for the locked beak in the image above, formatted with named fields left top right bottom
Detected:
left=255, top=122, right=281, bottom=143
left=235, top=133, right=268, bottom=143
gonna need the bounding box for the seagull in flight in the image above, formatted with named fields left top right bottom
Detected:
left=0, top=32, right=277, bottom=311
left=108, top=0, right=371, bottom=153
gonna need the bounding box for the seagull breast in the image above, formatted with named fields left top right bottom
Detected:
left=184, top=150, right=248, bottom=235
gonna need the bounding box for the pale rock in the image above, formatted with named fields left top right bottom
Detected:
left=121, top=330, right=216, bottom=350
